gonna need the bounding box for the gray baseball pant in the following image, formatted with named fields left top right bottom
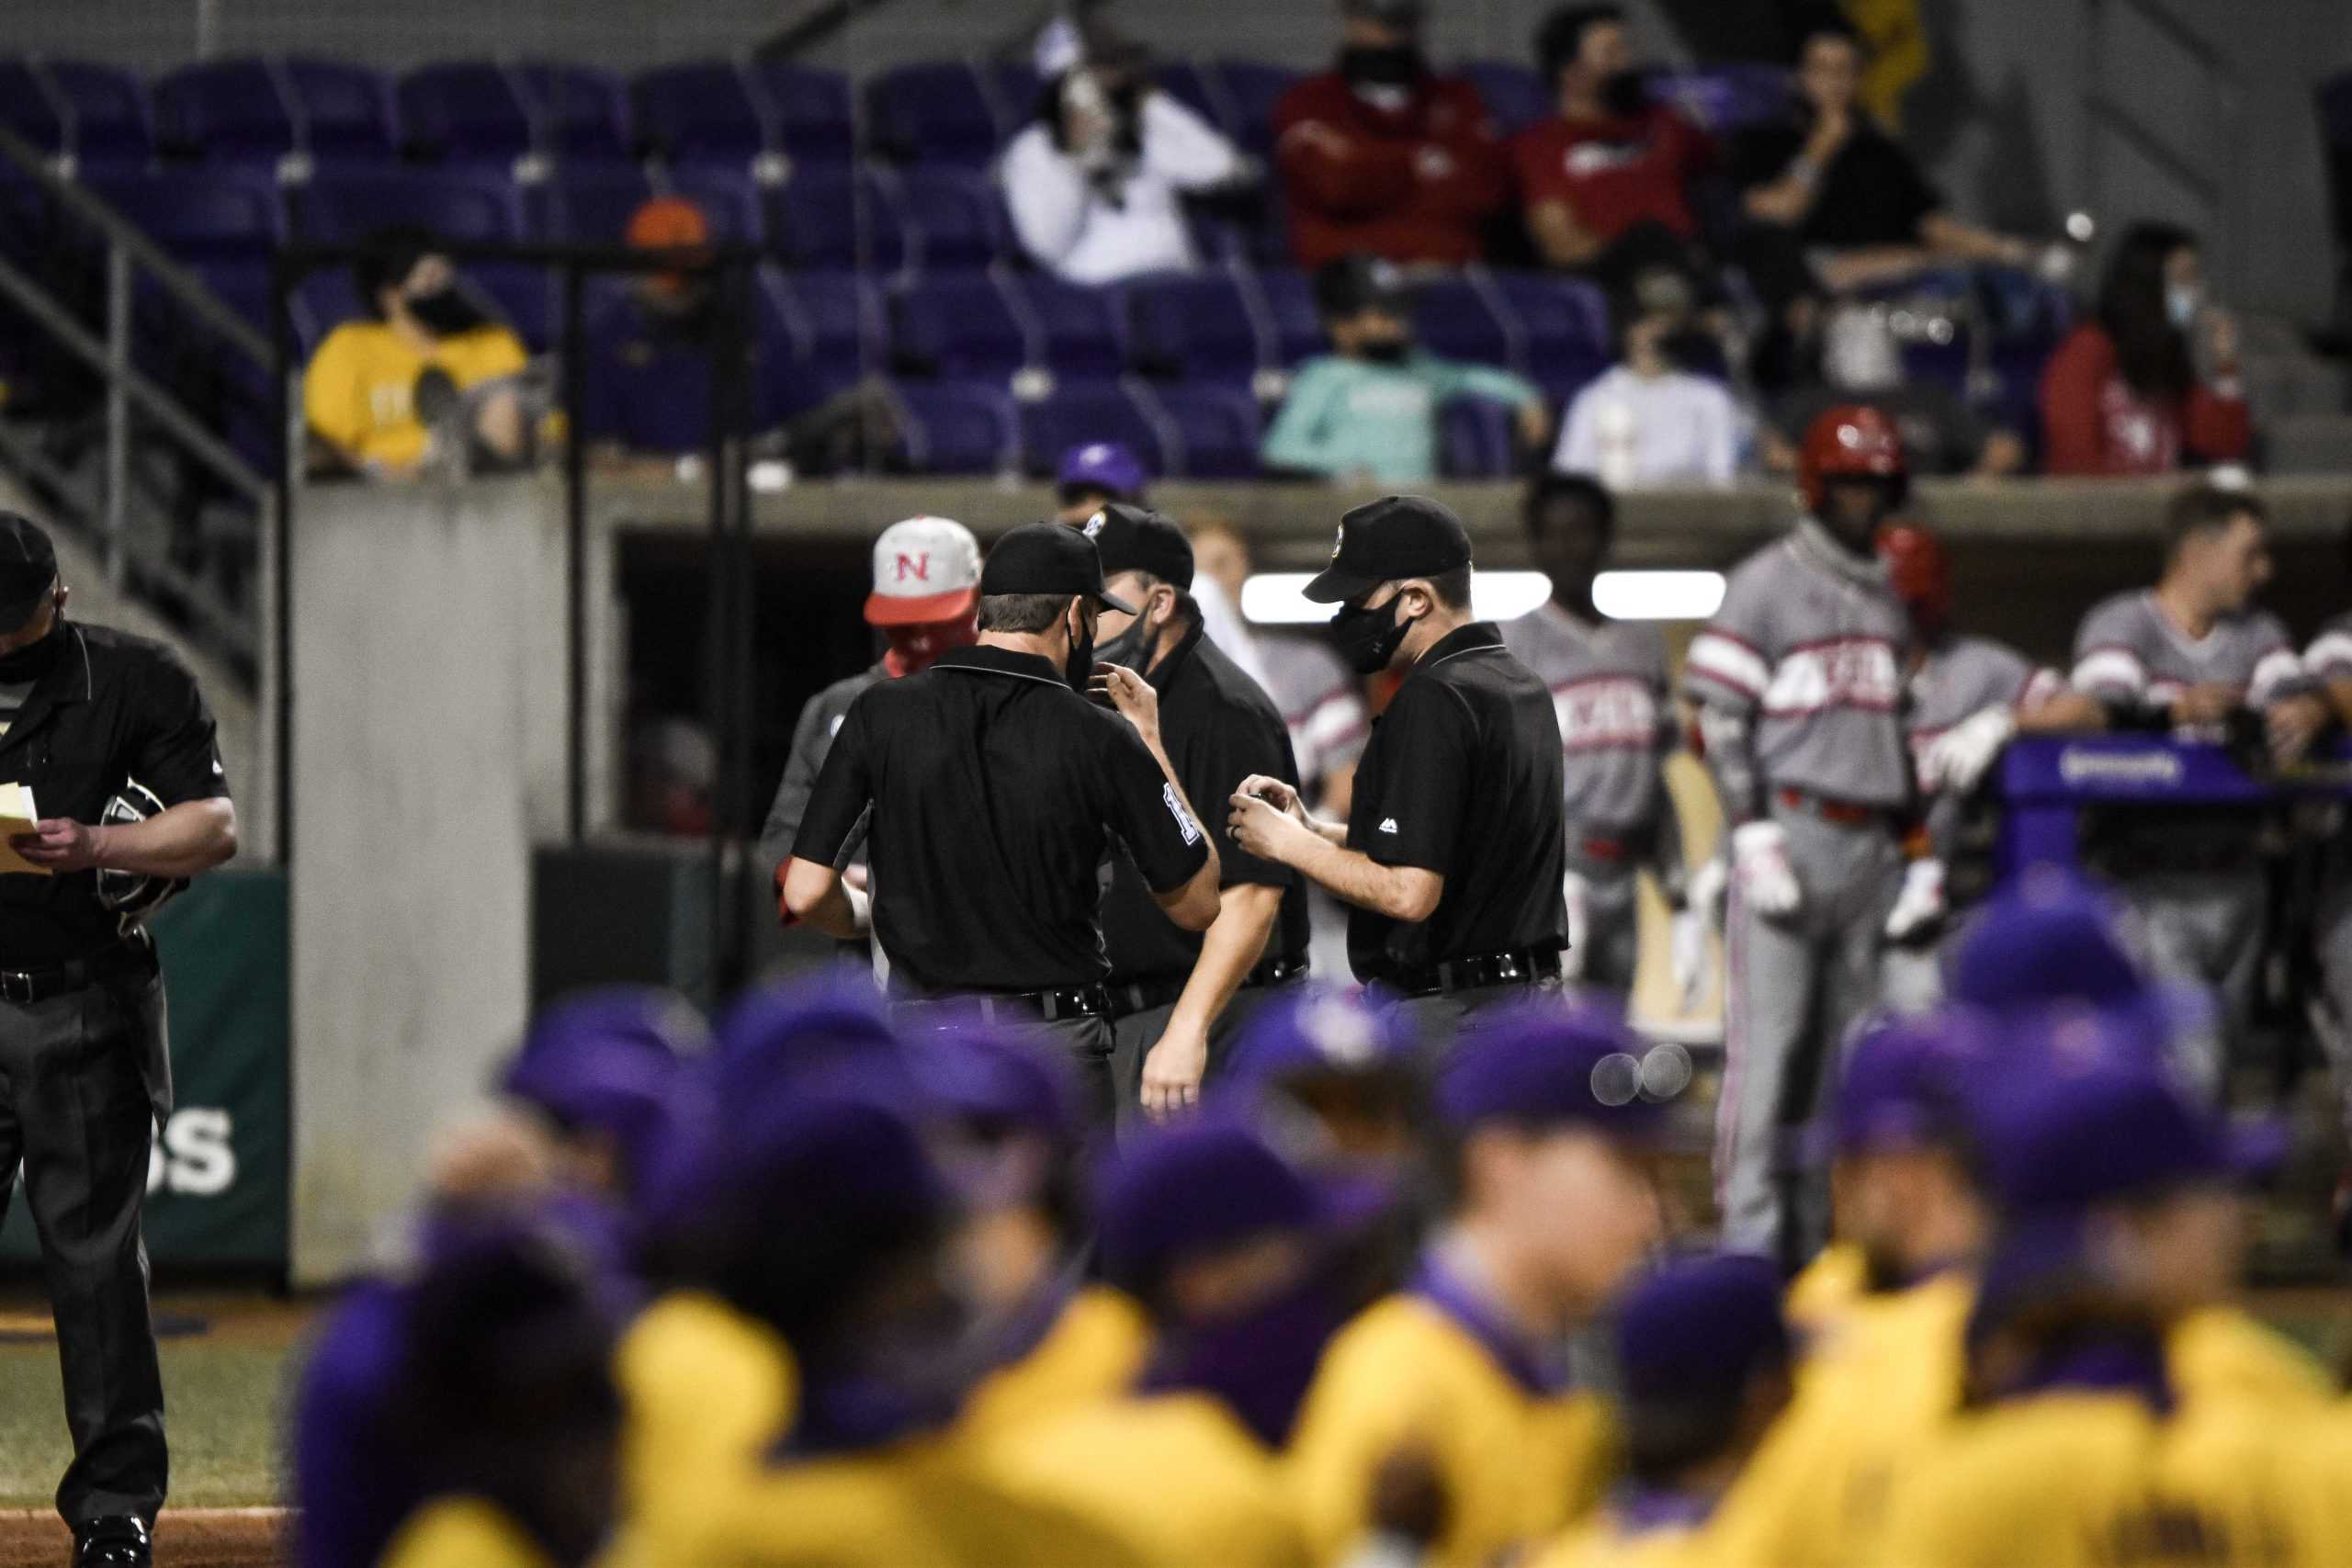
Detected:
left=2114, top=868, right=2265, bottom=1102
left=1566, top=862, right=1643, bottom=997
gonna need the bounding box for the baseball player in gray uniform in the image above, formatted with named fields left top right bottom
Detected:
left=1682, top=405, right=1915, bottom=1269
left=757, top=516, right=982, bottom=910
left=1502, top=473, right=1702, bottom=1003
left=2300, top=606, right=2352, bottom=1225
left=2065, top=484, right=2331, bottom=1097
left=1876, top=524, right=2088, bottom=1012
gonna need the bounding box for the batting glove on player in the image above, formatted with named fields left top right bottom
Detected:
left=1920, top=705, right=2016, bottom=795
left=1668, top=906, right=1709, bottom=1011
left=1883, top=858, right=1948, bottom=944
left=1730, top=821, right=1803, bottom=919
left=1686, top=852, right=1729, bottom=929
left=1559, top=871, right=1589, bottom=980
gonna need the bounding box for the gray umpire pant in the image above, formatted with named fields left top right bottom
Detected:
left=896, top=999, right=1118, bottom=1132
left=0, top=968, right=171, bottom=1527
left=1719, top=804, right=1905, bottom=1269
left=1109, top=984, right=1294, bottom=1137
left=1386, top=976, right=1567, bottom=1050
left=2114, top=868, right=2266, bottom=1102
left=1566, top=860, right=1643, bottom=998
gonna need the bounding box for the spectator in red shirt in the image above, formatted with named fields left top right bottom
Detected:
left=1271, top=0, right=1512, bottom=270
left=2040, top=220, right=2250, bottom=476
left=1511, top=5, right=1715, bottom=284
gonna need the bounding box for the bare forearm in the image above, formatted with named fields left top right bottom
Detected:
left=2326, top=677, right=2352, bottom=731
left=99, top=799, right=236, bottom=877
left=1167, top=884, right=1283, bottom=1037
left=2016, top=689, right=2106, bottom=734
left=1290, top=835, right=1439, bottom=921
left=782, top=855, right=868, bottom=938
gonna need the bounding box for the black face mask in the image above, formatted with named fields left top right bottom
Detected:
left=1332, top=595, right=1413, bottom=675
left=1093, top=615, right=1153, bottom=676
left=406, top=286, right=487, bottom=338
left=1600, top=68, right=1649, bottom=118
left=0, top=613, right=65, bottom=684
left=1064, top=602, right=1097, bottom=692
left=1339, top=44, right=1423, bottom=93
left=1359, top=338, right=1412, bottom=366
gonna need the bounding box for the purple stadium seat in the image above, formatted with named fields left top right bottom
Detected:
left=892, top=272, right=1025, bottom=380
left=1146, top=383, right=1261, bottom=477
left=299, top=169, right=523, bottom=243
left=1152, top=62, right=1221, bottom=130
left=1020, top=382, right=1167, bottom=478
left=868, top=62, right=1001, bottom=169
left=1461, top=61, right=1550, bottom=135
left=0, top=63, right=65, bottom=157
left=775, top=167, right=907, bottom=272
left=1489, top=271, right=1610, bottom=400
left=1127, top=273, right=1263, bottom=385
left=750, top=63, right=854, bottom=166
left=982, top=63, right=1041, bottom=132
left=771, top=269, right=884, bottom=404
left=471, top=263, right=556, bottom=350
left=1413, top=276, right=1512, bottom=367
left=186, top=258, right=274, bottom=329
left=1439, top=396, right=1518, bottom=479
left=896, top=165, right=1004, bottom=269
left=1004, top=274, right=1124, bottom=378
left=552, top=167, right=764, bottom=246
left=283, top=58, right=399, bottom=161
left=512, top=62, right=630, bottom=163
left=86, top=170, right=284, bottom=261
left=42, top=61, right=153, bottom=166
left=154, top=60, right=295, bottom=163
left=289, top=270, right=364, bottom=351
left=579, top=278, right=791, bottom=452
left=1654, top=65, right=1791, bottom=135
left=400, top=62, right=533, bottom=163
left=634, top=62, right=766, bottom=166
left=889, top=379, right=1020, bottom=473
left=1212, top=61, right=1301, bottom=156
left=1256, top=268, right=1329, bottom=367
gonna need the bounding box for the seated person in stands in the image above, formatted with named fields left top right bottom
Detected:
left=302, top=225, right=532, bottom=479
left=1001, top=23, right=1251, bottom=285
left=2040, top=220, right=2249, bottom=476
left=1553, top=265, right=1737, bottom=488
left=1732, top=18, right=2036, bottom=302
left=1261, top=254, right=1547, bottom=484
left=1756, top=293, right=2026, bottom=479
left=1271, top=0, right=1513, bottom=270
left=1511, top=5, right=1716, bottom=288
left=581, top=197, right=729, bottom=459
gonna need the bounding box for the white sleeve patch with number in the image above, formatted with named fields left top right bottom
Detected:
left=1162, top=782, right=1202, bottom=846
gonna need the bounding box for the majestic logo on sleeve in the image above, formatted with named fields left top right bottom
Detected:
left=894, top=552, right=931, bottom=581
left=1162, top=783, right=1201, bottom=845
left=1378, top=817, right=1399, bottom=834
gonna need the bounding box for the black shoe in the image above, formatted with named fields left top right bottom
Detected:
left=71, top=1517, right=151, bottom=1568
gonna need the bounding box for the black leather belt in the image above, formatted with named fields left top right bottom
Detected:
left=1392, top=947, right=1563, bottom=999
left=895, top=985, right=1113, bottom=1025
left=1107, top=955, right=1310, bottom=1018
left=0, top=939, right=154, bottom=1008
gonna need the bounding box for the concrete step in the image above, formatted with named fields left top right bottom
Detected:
left=2265, top=412, right=2352, bottom=474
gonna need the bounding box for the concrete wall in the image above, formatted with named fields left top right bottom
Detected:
left=288, top=475, right=570, bottom=1281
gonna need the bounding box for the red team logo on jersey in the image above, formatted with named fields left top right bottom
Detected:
left=1762, top=637, right=1901, bottom=716
left=1552, top=678, right=1657, bottom=750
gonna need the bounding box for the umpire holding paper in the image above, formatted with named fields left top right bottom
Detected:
left=0, top=513, right=238, bottom=1568
left=1228, top=496, right=1566, bottom=1034
left=1088, top=504, right=1310, bottom=1130
left=783, top=521, right=1221, bottom=1126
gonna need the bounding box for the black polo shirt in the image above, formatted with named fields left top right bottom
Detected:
left=1098, top=620, right=1309, bottom=984
left=0, top=621, right=231, bottom=964
left=1732, top=117, right=1942, bottom=250
left=1345, top=621, right=1566, bottom=982
left=792, top=644, right=1211, bottom=996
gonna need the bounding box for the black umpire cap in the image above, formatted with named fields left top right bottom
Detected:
left=983, top=521, right=1139, bottom=615
left=0, top=513, right=59, bottom=632
left=1087, top=503, right=1195, bottom=590
left=1303, top=495, right=1472, bottom=604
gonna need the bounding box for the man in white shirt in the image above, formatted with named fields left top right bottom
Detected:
left=1001, top=32, right=1253, bottom=286
left=1553, top=265, right=1737, bottom=489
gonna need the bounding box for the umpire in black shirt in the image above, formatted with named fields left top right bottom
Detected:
left=1087, top=504, right=1310, bottom=1130
left=1228, top=495, right=1566, bottom=1036
left=783, top=521, right=1220, bottom=1125
left=0, top=515, right=238, bottom=1568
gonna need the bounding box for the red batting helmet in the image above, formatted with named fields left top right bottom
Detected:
left=1798, top=403, right=1908, bottom=514
left=1877, top=524, right=1951, bottom=639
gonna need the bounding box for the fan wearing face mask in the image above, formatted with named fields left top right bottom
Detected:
left=1262, top=254, right=1550, bottom=485
left=302, top=224, right=533, bottom=479
left=1270, top=0, right=1514, bottom=270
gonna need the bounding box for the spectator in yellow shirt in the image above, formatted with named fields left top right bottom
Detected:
left=303, top=225, right=531, bottom=478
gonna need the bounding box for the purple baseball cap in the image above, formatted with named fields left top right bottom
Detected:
left=1094, top=1115, right=1385, bottom=1295
left=1951, top=874, right=2145, bottom=1015
left=709, top=965, right=902, bottom=1103
left=1616, top=1252, right=1790, bottom=1409
left=503, top=989, right=704, bottom=1168
left=1436, top=1000, right=1668, bottom=1134
left=927, top=1012, right=1082, bottom=1149
left=1221, top=985, right=1420, bottom=1098
left=1979, top=1025, right=2286, bottom=1215
left=1833, top=1012, right=1995, bottom=1156
left=1056, top=440, right=1147, bottom=500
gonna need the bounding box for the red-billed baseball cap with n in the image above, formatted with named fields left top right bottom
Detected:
left=865, top=515, right=982, bottom=626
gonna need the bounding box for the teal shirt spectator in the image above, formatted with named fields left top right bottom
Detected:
left=1260, top=353, right=1541, bottom=484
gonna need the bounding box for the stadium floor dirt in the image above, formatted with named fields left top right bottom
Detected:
left=0, top=1509, right=285, bottom=1568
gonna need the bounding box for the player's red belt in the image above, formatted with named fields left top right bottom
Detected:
left=1776, top=787, right=1897, bottom=829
